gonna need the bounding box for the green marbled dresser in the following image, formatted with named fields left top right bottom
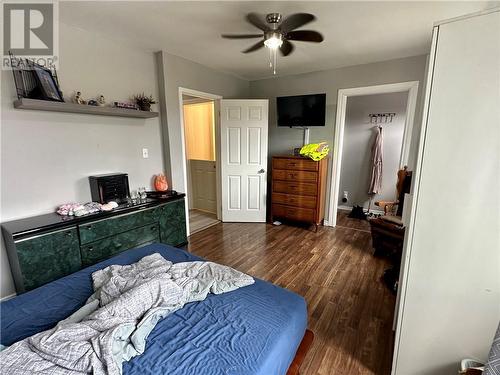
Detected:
left=2, top=196, right=187, bottom=293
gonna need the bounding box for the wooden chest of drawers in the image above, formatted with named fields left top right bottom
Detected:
left=271, top=156, right=328, bottom=228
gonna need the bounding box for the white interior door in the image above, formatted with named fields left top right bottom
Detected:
left=220, top=99, right=268, bottom=222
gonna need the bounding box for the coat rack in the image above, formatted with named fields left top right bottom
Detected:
left=369, top=113, right=396, bottom=124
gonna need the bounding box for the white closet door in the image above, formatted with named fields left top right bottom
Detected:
left=394, top=10, right=500, bottom=375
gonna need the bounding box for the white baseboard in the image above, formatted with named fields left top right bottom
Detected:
left=337, top=204, right=384, bottom=215
left=337, top=205, right=352, bottom=211
left=0, top=293, right=16, bottom=302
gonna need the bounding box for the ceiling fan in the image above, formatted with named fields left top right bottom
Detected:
left=222, top=12, right=324, bottom=74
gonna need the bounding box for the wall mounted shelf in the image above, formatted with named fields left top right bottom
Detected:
left=13, top=98, right=159, bottom=119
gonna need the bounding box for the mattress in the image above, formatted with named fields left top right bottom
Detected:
left=0, top=243, right=307, bottom=375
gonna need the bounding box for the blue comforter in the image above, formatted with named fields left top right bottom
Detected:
left=0, top=244, right=307, bottom=375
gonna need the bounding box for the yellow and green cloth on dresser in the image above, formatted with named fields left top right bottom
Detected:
left=299, top=142, right=330, bottom=161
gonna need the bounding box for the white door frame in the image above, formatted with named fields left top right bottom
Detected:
left=326, top=81, right=419, bottom=227
left=178, top=87, right=222, bottom=236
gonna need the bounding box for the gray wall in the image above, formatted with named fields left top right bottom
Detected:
left=339, top=92, right=408, bottom=210
left=0, top=32, right=249, bottom=299
left=249, top=54, right=428, bottom=220
left=158, top=51, right=249, bottom=194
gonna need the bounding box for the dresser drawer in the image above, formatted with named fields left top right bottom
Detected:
left=272, top=204, right=316, bottom=222
left=273, top=181, right=318, bottom=196
left=273, top=158, right=318, bottom=171
left=273, top=169, right=318, bottom=183
left=272, top=193, right=317, bottom=209
left=15, top=228, right=81, bottom=292
left=79, top=207, right=160, bottom=244
left=80, top=224, right=160, bottom=266
left=158, top=199, right=187, bottom=246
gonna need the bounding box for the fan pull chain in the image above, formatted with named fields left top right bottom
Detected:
left=268, top=48, right=277, bottom=75
left=273, top=49, right=277, bottom=75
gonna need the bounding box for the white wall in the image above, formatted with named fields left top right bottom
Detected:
left=0, top=23, right=165, bottom=297
left=157, top=51, right=249, bottom=194
left=339, top=92, right=407, bottom=209
left=394, top=10, right=500, bottom=375
left=249, top=55, right=428, bottom=219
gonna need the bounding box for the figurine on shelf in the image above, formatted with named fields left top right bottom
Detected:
left=87, top=99, right=98, bottom=106
left=73, top=91, right=86, bottom=105
left=97, top=94, right=106, bottom=107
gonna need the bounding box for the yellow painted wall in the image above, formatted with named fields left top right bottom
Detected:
left=183, top=102, right=215, bottom=161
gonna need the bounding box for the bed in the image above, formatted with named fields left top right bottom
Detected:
left=1, top=243, right=311, bottom=375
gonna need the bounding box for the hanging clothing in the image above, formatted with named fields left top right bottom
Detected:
left=368, top=126, right=383, bottom=195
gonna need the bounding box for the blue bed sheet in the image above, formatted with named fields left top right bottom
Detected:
left=0, top=243, right=307, bottom=375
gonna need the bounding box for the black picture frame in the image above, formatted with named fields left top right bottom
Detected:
left=28, top=61, right=64, bottom=102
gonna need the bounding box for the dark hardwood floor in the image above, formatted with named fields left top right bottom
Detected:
left=186, top=212, right=395, bottom=375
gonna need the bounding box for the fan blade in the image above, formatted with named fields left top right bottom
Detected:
left=221, top=34, right=263, bottom=39
left=246, top=13, right=269, bottom=31
left=280, top=13, right=315, bottom=33
left=286, top=30, right=324, bottom=43
left=279, top=40, right=294, bottom=56
left=242, top=40, right=264, bottom=53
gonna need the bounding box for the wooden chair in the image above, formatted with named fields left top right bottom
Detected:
left=369, top=168, right=412, bottom=293
left=374, top=166, right=412, bottom=216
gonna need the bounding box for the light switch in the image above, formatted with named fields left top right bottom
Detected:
left=142, top=148, right=149, bottom=158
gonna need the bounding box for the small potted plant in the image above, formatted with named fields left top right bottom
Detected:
left=133, top=93, right=156, bottom=111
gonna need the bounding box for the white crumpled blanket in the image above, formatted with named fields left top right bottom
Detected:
left=0, top=253, right=254, bottom=375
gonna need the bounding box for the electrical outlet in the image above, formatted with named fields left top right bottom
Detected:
left=342, top=191, right=349, bottom=203
left=142, top=148, right=149, bottom=158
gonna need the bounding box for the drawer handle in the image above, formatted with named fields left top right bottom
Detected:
left=86, top=224, right=93, bottom=230
left=289, top=185, right=298, bottom=189
left=287, top=162, right=296, bottom=167
left=150, top=226, right=157, bottom=231
left=288, top=173, right=297, bottom=179
left=87, top=246, right=93, bottom=252
left=65, top=231, right=72, bottom=237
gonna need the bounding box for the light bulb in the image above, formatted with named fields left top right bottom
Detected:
left=264, top=33, right=283, bottom=50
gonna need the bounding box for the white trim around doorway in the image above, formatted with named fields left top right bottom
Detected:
left=326, top=81, right=419, bottom=228
left=178, top=87, right=223, bottom=236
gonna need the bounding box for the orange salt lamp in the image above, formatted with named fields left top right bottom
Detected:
left=154, top=174, right=169, bottom=192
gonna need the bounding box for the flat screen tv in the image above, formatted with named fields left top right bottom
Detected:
left=277, top=93, right=326, bottom=127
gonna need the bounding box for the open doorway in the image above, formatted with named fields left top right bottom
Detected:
left=181, top=93, right=220, bottom=235
left=336, top=91, right=409, bottom=226
left=327, top=81, right=419, bottom=228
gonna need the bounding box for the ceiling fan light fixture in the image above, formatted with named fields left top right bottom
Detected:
left=222, top=12, right=323, bottom=75
left=264, top=32, right=283, bottom=50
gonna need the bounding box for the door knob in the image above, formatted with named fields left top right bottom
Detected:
left=258, top=169, right=265, bottom=174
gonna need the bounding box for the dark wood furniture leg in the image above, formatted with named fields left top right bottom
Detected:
left=287, top=329, right=314, bottom=375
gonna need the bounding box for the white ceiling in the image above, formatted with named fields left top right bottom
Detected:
left=60, top=1, right=497, bottom=80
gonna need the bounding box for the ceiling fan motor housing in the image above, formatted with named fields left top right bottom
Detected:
left=266, top=13, right=282, bottom=27
left=265, top=31, right=283, bottom=41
